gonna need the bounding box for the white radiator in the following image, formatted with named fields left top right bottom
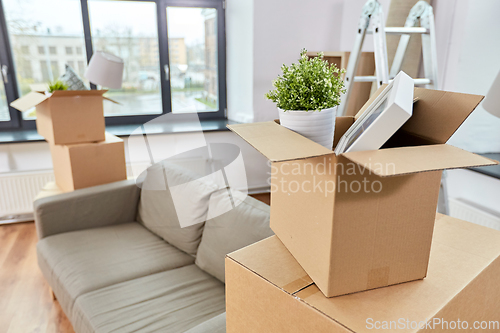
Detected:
left=449, top=197, right=500, bottom=231
left=0, top=170, right=54, bottom=218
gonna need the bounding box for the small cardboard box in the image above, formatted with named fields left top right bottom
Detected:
left=50, top=133, right=127, bottom=192
left=10, top=89, right=115, bottom=145
left=228, top=88, right=498, bottom=297
left=226, top=214, right=500, bottom=332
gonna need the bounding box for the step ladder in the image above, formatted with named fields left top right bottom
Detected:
left=338, top=0, right=438, bottom=116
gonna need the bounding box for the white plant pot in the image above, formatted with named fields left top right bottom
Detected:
left=278, top=106, right=337, bottom=149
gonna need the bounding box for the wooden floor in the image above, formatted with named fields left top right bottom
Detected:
left=0, top=222, right=74, bottom=333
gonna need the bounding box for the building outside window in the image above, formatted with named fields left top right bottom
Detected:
left=0, top=0, right=226, bottom=129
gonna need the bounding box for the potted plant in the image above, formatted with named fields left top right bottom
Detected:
left=265, top=49, right=345, bottom=149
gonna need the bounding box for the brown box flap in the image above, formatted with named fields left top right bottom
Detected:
left=400, top=88, right=484, bottom=144
left=342, top=144, right=498, bottom=177
left=227, top=236, right=313, bottom=294
left=29, top=83, right=49, bottom=92
left=10, top=91, right=49, bottom=112
left=51, top=89, right=108, bottom=97
left=227, top=122, right=333, bottom=162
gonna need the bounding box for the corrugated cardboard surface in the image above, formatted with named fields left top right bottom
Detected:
left=10, top=90, right=109, bottom=145
left=226, top=215, right=500, bottom=332
left=401, top=88, right=484, bottom=144
left=228, top=121, right=333, bottom=162
left=228, top=88, right=498, bottom=297
left=39, top=94, right=105, bottom=145
left=342, top=144, right=496, bottom=177
left=50, top=133, right=126, bottom=192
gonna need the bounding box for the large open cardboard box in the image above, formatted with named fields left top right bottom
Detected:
left=10, top=89, right=115, bottom=145
left=50, top=133, right=127, bottom=192
left=226, top=214, right=500, bottom=332
left=228, top=88, right=498, bottom=297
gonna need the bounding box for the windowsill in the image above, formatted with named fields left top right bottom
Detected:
left=0, top=118, right=237, bottom=144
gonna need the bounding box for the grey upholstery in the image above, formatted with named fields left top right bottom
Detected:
left=195, top=191, right=273, bottom=282
left=184, top=313, right=226, bottom=333
left=72, top=265, right=225, bottom=333
left=34, top=164, right=273, bottom=333
left=137, top=162, right=219, bottom=256
left=37, top=222, right=194, bottom=320
left=34, top=179, right=141, bottom=239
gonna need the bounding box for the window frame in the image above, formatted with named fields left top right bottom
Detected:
left=0, top=0, right=227, bottom=131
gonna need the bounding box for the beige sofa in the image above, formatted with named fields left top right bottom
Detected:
left=34, top=162, right=273, bottom=333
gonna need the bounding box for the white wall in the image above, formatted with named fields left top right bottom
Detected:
left=253, top=0, right=345, bottom=122
left=227, top=0, right=346, bottom=123
left=226, top=0, right=254, bottom=123
left=434, top=0, right=500, bottom=153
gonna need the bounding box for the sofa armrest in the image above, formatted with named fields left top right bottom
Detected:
left=34, top=179, right=141, bottom=239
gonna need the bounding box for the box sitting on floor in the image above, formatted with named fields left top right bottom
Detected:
left=228, top=88, right=498, bottom=297
left=50, top=132, right=127, bottom=192
left=10, top=88, right=117, bottom=145
left=226, top=214, right=500, bottom=333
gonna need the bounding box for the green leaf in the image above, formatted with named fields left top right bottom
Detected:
left=265, top=49, right=346, bottom=111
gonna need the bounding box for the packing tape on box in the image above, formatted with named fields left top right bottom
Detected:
left=293, top=285, right=320, bottom=299
left=367, top=266, right=390, bottom=290
left=282, top=275, right=314, bottom=294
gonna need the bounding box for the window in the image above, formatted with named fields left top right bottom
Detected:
left=77, top=61, right=85, bottom=76
left=50, top=61, right=59, bottom=78
left=88, top=0, right=162, bottom=117
left=2, top=0, right=87, bottom=106
left=167, top=7, right=219, bottom=113
left=0, top=81, right=9, bottom=122
left=0, top=0, right=226, bottom=130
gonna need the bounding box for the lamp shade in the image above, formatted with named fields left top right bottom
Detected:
left=483, top=70, right=500, bottom=118
left=84, top=51, right=124, bottom=89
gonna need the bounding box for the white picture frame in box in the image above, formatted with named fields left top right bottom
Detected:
left=335, top=71, right=414, bottom=154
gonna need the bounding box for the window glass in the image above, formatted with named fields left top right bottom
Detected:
left=2, top=0, right=88, bottom=119
left=0, top=82, right=9, bottom=122
left=88, top=0, right=162, bottom=116
left=3, top=0, right=87, bottom=94
left=166, top=7, right=218, bottom=113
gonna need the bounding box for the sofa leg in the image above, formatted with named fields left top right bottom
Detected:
left=49, top=287, right=56, bottom=300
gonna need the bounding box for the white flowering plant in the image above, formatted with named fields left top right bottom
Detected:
left=265, top=49, right=346, bottom=111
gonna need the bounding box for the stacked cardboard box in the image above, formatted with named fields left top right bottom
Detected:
left=228, top=87, right=498, bottom=297
left=226, top=214, right=500, bottom=332
left=11, top=89, right=127, bottom=192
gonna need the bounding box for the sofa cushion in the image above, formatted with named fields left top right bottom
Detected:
left=137, top=161, right=220, bottom=255
left=195, top=191, right=273, bottom=282
left=72, top=265, right=225, bottom=333
left=37, top=222, right=194, bottom=320
left=184, top=313, right=226, bottom=333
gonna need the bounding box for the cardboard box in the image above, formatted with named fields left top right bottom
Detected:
left=50, top=133, right=127, bottom=192
left=10, top=89, right=115, bottom=145
left=226, top=214, right=500, bottom=332
left=228, top=88, right=498, bottom=297
left=307, top=51, right=376, bottom=117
